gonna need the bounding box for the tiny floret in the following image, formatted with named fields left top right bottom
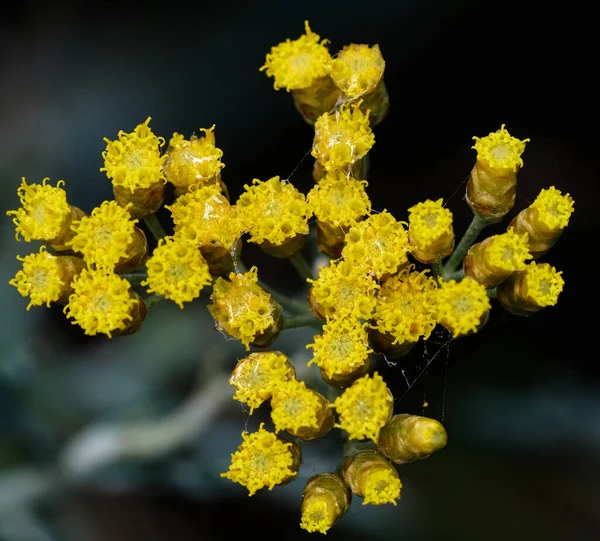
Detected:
left=374, top=266, right=437, bottom=344
left=221, top=423, right=298, bottom=496
left=101, top=117, right=166, bottom=192
left=208, top=267, right=279, bottom=349
left=236, top=176, right=310, bottom=246
left=522, top=262, right=564, bottom=307
left=328, top=43, right=385, bottom=98
left=9, top=247, right=64, bottom=310
left=260, top=21, right=332, bottom=91
left=64, top=268, right=137, bottom=337
left=7, top=178, right=70, bottom=242
left=229, top=351, right=296, bottom=412
left=307, top=318, right=372, bottom=378
left=142, top=235, right=212, bottom=308
left=483, top=230, right=532, bottom=272
left=434, top=277, right=491, bottom=337
left=408, top=198, right=453, bottom=248
left=308, top=259, right=378, bottom=321
left=333, top=372, right=393, bottom=442
left=472, top=124, right=530, bottom=172
left=270, top=379, right=321, bottom=434
left=68, top=200, right=137, bottom=268
left=307, top=171, right=371, bottom=228
left=342, top=211, right=410, bottom=278
left=163, top=127, right=225, bottom=192
left=530, top=186, right=575, bottom=230
left=362, top=468, right=402, bottom=506
left=312, top=101, right=375, bottom=172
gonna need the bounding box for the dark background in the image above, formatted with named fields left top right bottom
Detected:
left=0, top=1, right=597, bottom=540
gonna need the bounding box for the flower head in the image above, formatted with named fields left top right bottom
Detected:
left=142, top=235, right=211, bottom=308
left=307, top=171, right=371, bottom=228
left=342, top=450, right=401, bottom=506
left=434, top=277, right=490, bottom=337
left=68, top=200, right=138, bottom=268
left=408, top=198, right=454, bottom=262
left=374, top=266, right=437, bottom=344
left=481, top=230, right=532, bottom=272
left=342, top=211, right=410, bottom=278
left=10, top=247, right=65, bottom=309
left=221, top=423, right=299, bottom=496
left=64, top=268, right=137, bottom=337
left=308, top=259, right=378, bottom=321
left=163, top=127, right=225, bottom=192
left=167, top=184, right=242, bottom=250
left=307, top=318, right=372, bottom=379
left=362, top=467, right=402, bottom=505
left=236, top=177, right=310, bottom=246
left=208, top=267, right=280, bottom=349
left=312, top=101, right=375, bottom=171
left=530, top=186, right=574, bottom=230
left=101, top=117, right=166, bottom=192
left=7, top=178, right=70, bottom=242
left=270, top=379, right=322, bottom=434
left=229, top=351, right=296, bottom=412
left=333, top=372, right=393, bottom=442
left=329, top=44, right=385, bottom=98
left=472, top=124, right=530, bottom=172
left=300, top=474, right=351, bottom=534
left=522, top=262, right=564, bottom=307
left=260, top=21, right=332, bottom=91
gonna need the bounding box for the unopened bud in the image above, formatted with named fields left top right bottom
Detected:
left=300, top=473, right=351, bottom=534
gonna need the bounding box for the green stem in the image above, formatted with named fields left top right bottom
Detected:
left=258, top=279, right=310, bottom=314
left=446, top=269, right=464, bottom=282
left=144, top=295, right=164, bottom=308
left=143, top=214, right=167, bottom=242
left=288, top=251, right=314, bottom=281
left=443, top=214, right=490, bottom=275
left=359, top=154, right=370, bottom=180
left=487, top=287, right=498, bottom=299
left=430, top=261, right=444, bottom=282
left=282, top=313, right=323, bottom=330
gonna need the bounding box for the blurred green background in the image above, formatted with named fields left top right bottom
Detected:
left=0, top=1, right=597, bottom=540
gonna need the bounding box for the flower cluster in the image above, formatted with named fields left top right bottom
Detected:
left=7, top=22, right=574, bottom=536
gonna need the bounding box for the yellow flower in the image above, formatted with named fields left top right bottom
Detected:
left=481, top=230, right=532, bottom=272
left=163, top=127, right=225, bottom=193
left=270, top=379, right=321, bottom=434
left=342, top=211, right=410, bottom=278
left=522, top=262, right=564, bottom=307
left=530, top=186, right=575, bottom=230
left=208, top=267, right=281, bottom=349
left=308, top=259, right=378, bottom=321
left=68, top=200, right=138, bottom=269
left=300, top=473, right=351, bottom=534
left=221, top=423, right=299, bottom=496
left=236, top=176, right=310, bottom=246
left=167, top=184, right=242, bottom=250
left=374, top=266, right=437, bottom=344
left=7, top=177, right=70, bottom=242
left=260, top=21, right=331, bottom=91
left=101, top=117, right=166, bottom=192
left=64, top=268, right=138, bottom=337
left=408, top=198, right=454, bottom=263
left=328, top=44, right=385, bottom=98
left=229, top=351, right=296, bottom=412
left=307, top=170, right=371, bottom=227
left=312, top=101, right=375, bottom=172
left=434, top=277, right=491, bottom=337
left=142, top=235, right=212, bottom=308
left=9, top=247, right=65, bottom=309
left=342, top=450, right=401, bottom=506
left=333, top=372, right=393, bottom=442
left=362, top=467, right=401, bottom=505
left=307, top=318, right=372, bottom=378
left=472, top=124, right=530, bottom=172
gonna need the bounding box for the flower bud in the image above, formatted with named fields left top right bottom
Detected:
left=377, top=414, right=447, bottom=464
left=466, top=125, right=529, bottom=222
left=300, top=473, right=351, bottom=534
left=408, top=199, right=454, bottom=263
left=509, top=186, right=574, bottom=258
left=463, top=230, right=531, bottom=288
left=113, top=183, right=165, bottom=218
left=342, top=450, right=401, bottom=505
left=497, top=261, right=564, bottom=316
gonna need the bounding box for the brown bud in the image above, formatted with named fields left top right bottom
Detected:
left=342, top=450, right=401, bottom=504
left=377, top=414, right=447, bottom=464
left=113, top=182, right=165, bottom=218
left=259, top=233, right=307, bottom=258
left=115, top=292, right=148, bottom=336
left=509, top=207, right=561, bottom=259
left=319, top=356, right=371, bottom=389
left=370, top=329, right=417, bottom=360
left=292, top=76, right=341, bottom=125
left=48, top=205, right=87, bottom=253
left=54, top=255, right=86, bottom=304
left=250, top=299, right=283, bottom=348
left=114, top=226, right=149, bottom=274
left=200, top=237, right=242, bottom=276
left=466, top=160, right=517, bottom=223
left=300, top=473, right=351, bottom=534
